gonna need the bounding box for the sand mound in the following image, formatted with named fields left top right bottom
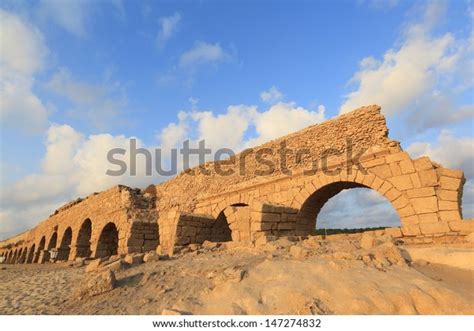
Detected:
left=1, top=234, right=473, bottom=315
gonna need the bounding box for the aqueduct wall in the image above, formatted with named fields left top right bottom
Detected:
left=1, top=105, right=472, bottom=262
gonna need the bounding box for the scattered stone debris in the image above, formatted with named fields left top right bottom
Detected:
left=78, top=270, right=116, bottom=297
left=124, top=253, right=144, bottom=265
left=85, top=258, right=103, bottom=273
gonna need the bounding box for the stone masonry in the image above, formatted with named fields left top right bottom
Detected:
left=1, top=105, right=472, bottom=262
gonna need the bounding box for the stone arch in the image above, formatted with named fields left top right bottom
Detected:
left=207, top=193, right=254, bottom=219
left=43, top=232, right=58, bottom=262
left=7, top=250, right=13, bottom=263
left=58, top=227, right=72, bottom=261
left=16, top=248, right=23, bottom=263
left=213, top=203, right=251, bottom=242
left=34, top=236, right=46, bottom=263
left=76, top=219, right=92, bottom=258
left=19, top=248, right=27, bottom=263
left=290, top=171, right=409, bottom=235
left=95, top=222, right=119, bottom=258
left=27, top=244, right=35, bottom=263
left=48, top=232, right=58, bottom=250
left=12, top=249, right=18, bottom=264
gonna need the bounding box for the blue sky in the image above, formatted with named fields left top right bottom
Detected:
left=0, top=0, right=473, bottom=239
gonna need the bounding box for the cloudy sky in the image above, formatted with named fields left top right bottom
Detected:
left=0, top=0, right=473, bottom=239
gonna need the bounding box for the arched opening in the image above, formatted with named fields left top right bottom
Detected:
left=76, top=219, right=92, bottom=258
left=27, top=244, right=35, bottom=263
left=12, top=250, right=18, bottom=264
left=211, top=203, right=250, bottom=242
left=19, top=248, right=27, bottom=263
left=42, top=232, right=58, bottom=263
left=58, top=227, right=72, bottom=261
left=34, top=236, right=46, bottom=263
left=48, top=232, right=58, bottom=250
left=297, top=181, right=401, bottom=236
left=6, top=251, right=12, bottom=263
left=96, top=222, right=119, bottom=258
left=16, top=249, right=23, bottom=263
left=212, top=212, right=232, bottom=242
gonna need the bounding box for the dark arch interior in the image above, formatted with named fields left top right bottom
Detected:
left=17, top=248, right=23, bottom=263
left=211, top=203, right=249, bottom=242
left=20, top=248, right=27, bottom=263
left=96, top=222, right=119, bottom=258
left=212, top=212, right=233, bottom=242
left=76, top=219, right=92, bottom=258
left=58, top=227, right=72, bottom=261
left=48, top=232, right=58, bottom=250
left=34, top=236, right=46, bottom=263
left=27, top=244, right=35, bottom=263
left=43, top=232, right=58, bottom=262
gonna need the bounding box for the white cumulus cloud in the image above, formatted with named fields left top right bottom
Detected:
left=260, top=86, right=283, bottom=104
left=339, top=1, right=473, bottom=131
left=0, top=9, right=50, bottom=134
left=407, top=130, right=474, bottom=178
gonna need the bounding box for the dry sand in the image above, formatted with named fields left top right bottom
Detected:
left=0, top=237, right=473, bottom=315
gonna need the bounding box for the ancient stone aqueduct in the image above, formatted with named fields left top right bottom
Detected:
left=1, top=105, right=472, bottom=264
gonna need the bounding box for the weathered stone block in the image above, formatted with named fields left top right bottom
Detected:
left=362, top=157, right=385, bottom=168
left=448, top=220, right=474, bottom=233
left=439, top=176, right=462, bottom=191
left=79, top=270, right=116, bottom=297
left=411, top=196, right=438, bottom=214
left=438, top=168, right=463, bottom=179
left=418, top=169, right=438, bottom=187
left=413, top=157, right=433, bottom=171
left=398, top=205, right=415, bottom=217
left=388, top=175, right=413, bottom=191
left=360, top=232, right=374, bottom=249
left=85, top=258, right=103, bottom=273
left=180, top=226, right=196, bottom=237
left=392, top=195, right=410, bottom=209
left=419, top=222, right=450, bottom=235
left=389, top=163, right=402, bottom=177
left=384, top=227, right=402, bottom=238
left=399, top=159, right=415, bottom=174
left=402, top=215, right=419, bottom=225
left=438, top=200, right=459, bottom=211
left=261, top=213, right=281, bottom=223
left=370, top=165, right=392, bottom=178
left=385, top=188, right=401, bottom=201
left=410, top=173, right=422, bottom=188
left=406, top=187, right=435, bottom=198
left=418, top=213, right=438, bottom=223
left=439, top=210, right=461, bottom=222
left=385, top=152, right=409, bottom=164
left=437, top=189, right=458, bottom=201
left=401, top=224, right=421, bottom=236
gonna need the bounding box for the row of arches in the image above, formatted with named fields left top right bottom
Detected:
left=1, top=219, right=119, bottom=264
left=209, top=181, right=402, bottom=242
